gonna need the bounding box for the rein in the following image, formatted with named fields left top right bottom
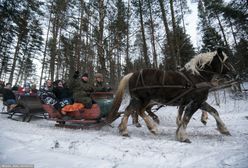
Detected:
left=131, top=70, right=212, bottom=92
left=131, top=70, right=213, bottom=106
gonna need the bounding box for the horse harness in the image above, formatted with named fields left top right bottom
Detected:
left=131, top=69, right=213, bottom=105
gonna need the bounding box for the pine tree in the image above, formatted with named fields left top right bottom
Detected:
left=197, top=0, right=225, bottom=52
left=234, top=38, right=248, bottom=78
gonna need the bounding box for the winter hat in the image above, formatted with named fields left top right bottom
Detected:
left=5, top=83, right=11, bottom=87
left=82, top=73, right=88, bottom=78
left=95, top=73, right=103, bottom=79
left=24, top=82, right=30, bottom=88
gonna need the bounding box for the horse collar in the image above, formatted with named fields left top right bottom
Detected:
left=135, top=69, right=146, bottom=88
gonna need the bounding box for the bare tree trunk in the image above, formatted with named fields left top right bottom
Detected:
left=0, top=44, right=9, bottom=79
left=158, top=0, right=176, bottom=69
left=179, top=0, right=186, bottom=33
left=50, top=17, right=59, bottom=81
left=40, top=10, right=52, bottom=88
left=75, top=0, right=84, bottom=71
left=56, top=28, right=62, bottom=80
left=228, top=17, right=238, bottom=48
left=138, top=0, right=150, bottom=68
left=8, top=37, right=21, bottom=84
left=215, top=13, right=229, bottom=48
left=125, top=0, right=131, bottom=72
left=97, top=0, right=106, bottom=75
left=148, top=0, right=158, bottom=68
left=170, top=0, right=180, bottom=67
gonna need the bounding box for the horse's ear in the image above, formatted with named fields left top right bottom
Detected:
left=216, top=47, right=225, bottom=59
left=217, top=47, right=222, bottom=55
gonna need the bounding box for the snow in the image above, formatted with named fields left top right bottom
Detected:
left=1, top=85, right=248, bottom=168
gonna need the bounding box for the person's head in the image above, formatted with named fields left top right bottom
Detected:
left=24, top=82, right=30, bottom=88
left=5, top=83, right=11, bottom=89
left=0, top=80, right=4, bottom=86
left=46, top=79, right=53, bottom=88
left=81, top=73, right=89, bottom=82
left=57, top=80, right=63, bottom=88
left=95, top=73, right=103, bottom=82
left=31, top=84, right=37, bottom=90
left=23, top=83, right=30, bottom=92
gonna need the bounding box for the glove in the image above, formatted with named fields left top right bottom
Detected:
left=73, top=71, right=80, bottom=79
left=85, top=102, right=92, bottom=109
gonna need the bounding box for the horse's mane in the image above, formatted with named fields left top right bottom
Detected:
left=184, top=51, right=227, bottom=75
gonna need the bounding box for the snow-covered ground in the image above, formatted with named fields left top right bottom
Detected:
left=0, top=85, right=248, bottom=168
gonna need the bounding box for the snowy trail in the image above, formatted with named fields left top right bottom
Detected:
left=0, top=90, right=248, bottom=168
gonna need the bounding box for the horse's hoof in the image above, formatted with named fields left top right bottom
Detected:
left=150, top=128, right=158, bottom=135
left=154, top=119, right=160, bottom=125
left=182, top=138, right=191, bottom=143
left=135, top=123, right=142, bottom=128
left=122, top=133, right=130, bottom=137
left=216, top=128, right=231, bottom=136
left=201, top=119, right=207, bottom=125
left=223, top=131, right=231, bottom=136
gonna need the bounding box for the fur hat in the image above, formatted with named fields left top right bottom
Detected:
left=82, top=73, right=88, bottom=78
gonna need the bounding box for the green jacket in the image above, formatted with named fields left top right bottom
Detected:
left=94, top=81, right=108, bottom=92
left=69, top=79, right=94, bottom=105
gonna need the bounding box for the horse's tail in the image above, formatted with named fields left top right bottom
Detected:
left=106, top=73, right=133, bottom=123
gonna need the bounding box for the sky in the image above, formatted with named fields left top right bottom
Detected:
left=185, top=0, right=199, bottom=48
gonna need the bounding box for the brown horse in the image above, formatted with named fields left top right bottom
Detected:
left=107, top=48, right=236, bottom=143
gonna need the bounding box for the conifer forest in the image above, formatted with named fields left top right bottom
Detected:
left=0, top=0, right=247, bottom=88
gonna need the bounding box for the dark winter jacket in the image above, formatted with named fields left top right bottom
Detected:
left=53, top=86, right=73, bottom=100
left=2, top=88, right=16, bottom=102
left=53, top=86, right=74, bottom=107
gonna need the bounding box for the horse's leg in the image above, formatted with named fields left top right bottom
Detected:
left=131, top=111, right=142, bottom=127
left=177, top=105, right=208, bottom=126
left=176, top=105, right=185, bottom=127
left=176, top=101, right=200, bottom=143
left=146, top=105, right=160, bottom=124
left=138, top=102, right=158, bottom=135
left=200, top=102, right=230, bottom=135
left=131, top=103, right=160, bottom=127
left=118, top=103, right=134, bottom=136
left=200, top=110, right=208, bottom=125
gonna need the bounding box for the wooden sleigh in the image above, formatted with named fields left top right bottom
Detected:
left=6, top=95, right=48, bottom=122
left=43, top=92, right=115, bottom=129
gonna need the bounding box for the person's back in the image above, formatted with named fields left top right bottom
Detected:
left=2, top=83, right=16, bottom=105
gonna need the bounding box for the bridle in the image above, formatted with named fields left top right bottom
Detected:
left=216, top=53, right=235, bottom=74
left=197, top=52, right=235, bottom=76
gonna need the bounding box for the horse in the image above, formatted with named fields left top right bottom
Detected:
left=107, top=48, right=236, bottom=143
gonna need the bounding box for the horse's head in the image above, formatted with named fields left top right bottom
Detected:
left=210, top=48, right=236, bottom=78
left=184, top=48, right=236, bottom=79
